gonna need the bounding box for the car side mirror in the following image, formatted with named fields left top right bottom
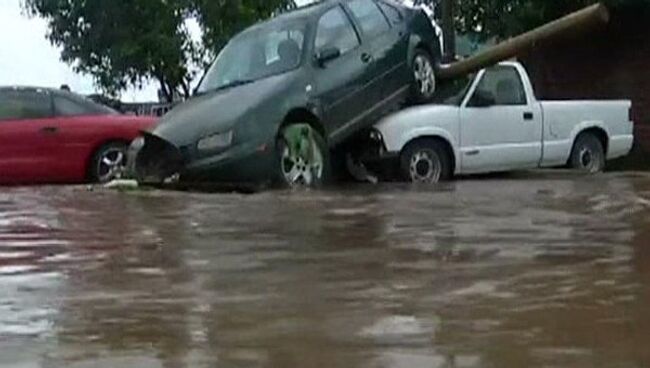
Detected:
left=470, top=89, right=496, bottom=107
left=315, top=47, right=341, bottom=67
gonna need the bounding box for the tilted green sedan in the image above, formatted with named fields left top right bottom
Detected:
left=132, top=0, right=441, bottom=187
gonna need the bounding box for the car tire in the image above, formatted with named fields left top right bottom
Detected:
left=569, top=132, right=606, bottom=173
left=400, top=139, right=452, bottom=184
left=89, top=141, right=129, bottom=184
left=409, top=49, right=437, bottom=104
left=276, top=123, right=331, bottom=187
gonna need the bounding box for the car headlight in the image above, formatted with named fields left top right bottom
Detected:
left=197, top=130, right=233, bottom=152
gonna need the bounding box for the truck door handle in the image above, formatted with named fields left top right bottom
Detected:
left=40, top=126, right=58, bottom=134
left=523, top=112, right=534, bottom=120
left=361, top=53, right=373, bottom=63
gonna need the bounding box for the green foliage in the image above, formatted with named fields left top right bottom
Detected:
left=191, top=0, right=296, bottom=54
left=450, top=0, right=650, bottom=40
left=24, top=0, right=294, bottom=101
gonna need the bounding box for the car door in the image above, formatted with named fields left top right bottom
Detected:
left=50, top=92, right=103, bottom=182
left=346, top=0, right=408, bottom=102
left=459, top=65, right=543, bottom=173
left=312, top=5, right=374, bottom=140
left=0, top=88, right=59, bottom=184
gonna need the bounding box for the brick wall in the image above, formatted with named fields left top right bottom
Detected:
left=520, top=7, right=650, bottom=161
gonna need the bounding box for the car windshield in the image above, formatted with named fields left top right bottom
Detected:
left=197, top=21, right=306, bottom=94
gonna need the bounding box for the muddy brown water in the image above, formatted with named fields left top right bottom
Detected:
left=1, top=172, right=650, bottom=368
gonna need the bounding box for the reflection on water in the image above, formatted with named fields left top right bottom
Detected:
left=1, top=173, right=650, bottom=367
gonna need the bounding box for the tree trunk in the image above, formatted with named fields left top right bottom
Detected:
left=158, top=78, right=173, bottom=103
left=441, top=0, right=456, bottom=62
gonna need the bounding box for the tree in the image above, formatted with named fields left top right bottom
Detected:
left=24, top=0, right=295, bottom=101
left=24, top=0, right=202, bottom=102
left=451, top=0, right=650, bottom=40
left=191, top=0, right=296, bottom=54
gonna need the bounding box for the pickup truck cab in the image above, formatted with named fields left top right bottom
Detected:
left=368, top=61, right=634, bottom=183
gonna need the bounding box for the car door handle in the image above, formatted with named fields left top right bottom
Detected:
left=523, top=112, right=534, bottom=121
left=40, top=126, right=58, bottom=134
left=466, top=150, right=480, bottom=156
left=361, top=53, right=373, bottom=63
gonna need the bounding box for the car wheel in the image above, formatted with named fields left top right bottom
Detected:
left=277, top=123, right=330, bottom=187
left=409, top=49, right=437, bottom=103
left=89, top=142, right=128, bottom=184
left=400, top=139, right=451, bottom=184
left=570, top=132, right=605, bottom=173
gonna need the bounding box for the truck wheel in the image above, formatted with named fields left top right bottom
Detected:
left=409, top=49, right=436, bottom=103
left=276, top=123, right=330, bottom=187
left=570, top=133, right=605, bottom=173
left=400, top=139, right=451, bottom=184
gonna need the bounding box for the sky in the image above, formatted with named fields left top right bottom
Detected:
left=0, top=0, right=314, bottom=102
left=0, top=0, right=170, bottom=102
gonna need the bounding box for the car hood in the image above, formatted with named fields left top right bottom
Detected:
left=374, top=104, right=460, bottom=151
left=375, top=104, right=460, bottom=132
left=153, top=73, right=297, bottom=147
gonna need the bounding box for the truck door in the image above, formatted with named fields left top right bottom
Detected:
left=459, top=65, right=543, bottom=173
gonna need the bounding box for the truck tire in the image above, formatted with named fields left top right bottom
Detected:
left=409, top=49, right=437, bottom=104
left=400, top=139, right=452, bottom=184
left=276, top=123, right=330, bottom=187
left=569, top=132, right=605, bottom=173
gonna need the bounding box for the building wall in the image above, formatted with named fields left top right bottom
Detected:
left=519, top=7, right=650, bottom=161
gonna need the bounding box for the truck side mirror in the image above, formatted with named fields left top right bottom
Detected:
left=469, top=89, right=496, bottom=107
left=315, top=47, right=341, bottom=67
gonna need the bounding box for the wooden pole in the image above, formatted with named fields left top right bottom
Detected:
left=441, top=0, right=456, bottom=62
left=437, top=3, right=610, bottom=79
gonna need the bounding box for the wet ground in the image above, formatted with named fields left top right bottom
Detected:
left=1, top=171, right=650, bottom=368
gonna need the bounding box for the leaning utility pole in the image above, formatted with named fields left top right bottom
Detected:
left=441, top=0, right=456, bottom=61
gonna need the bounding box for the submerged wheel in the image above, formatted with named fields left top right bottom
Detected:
left=409, top=49, right=437, bottom=103
left=89, top=142, right=128, bottom=183
left=570, top=132, right=605, bottom=173
left=277, top=123, right=330, bottom=187
left=400, top=139, right=451, bottom=184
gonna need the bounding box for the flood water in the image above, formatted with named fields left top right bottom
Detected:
left=1, top=172, right=650, bottom=367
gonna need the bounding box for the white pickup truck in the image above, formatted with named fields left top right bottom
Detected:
left=365, top=61, right=634, bottom=183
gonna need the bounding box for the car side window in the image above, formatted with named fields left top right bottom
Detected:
left=54, top=95, right=90, bottom=116
left=469, top=66, right=527, bottom=107
left=377, top=1, right=402, bottom=25
left=347, top=0, right=391, bottom=39
left=0, top=90, right=52, bottom=121
left=315, top=6, right=360, bottom=55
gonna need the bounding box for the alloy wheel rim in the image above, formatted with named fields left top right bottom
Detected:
left=414, top=55, right=436, bottom=97
left=281, top=139, right=324, bottom=187
left=409, top=149, right=441, bottom=183
left=97, top=148, right=125, bottom=183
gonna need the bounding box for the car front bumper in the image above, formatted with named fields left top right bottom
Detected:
left=130, top=133, right=277, bottom=185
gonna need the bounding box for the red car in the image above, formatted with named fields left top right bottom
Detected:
left=0, top=87, right=157, bottom=185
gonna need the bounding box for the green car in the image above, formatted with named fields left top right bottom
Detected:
left=133, top=0, right=441, bottom=187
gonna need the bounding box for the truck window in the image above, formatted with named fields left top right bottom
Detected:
left=469, top=66, right=527, bottom=106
